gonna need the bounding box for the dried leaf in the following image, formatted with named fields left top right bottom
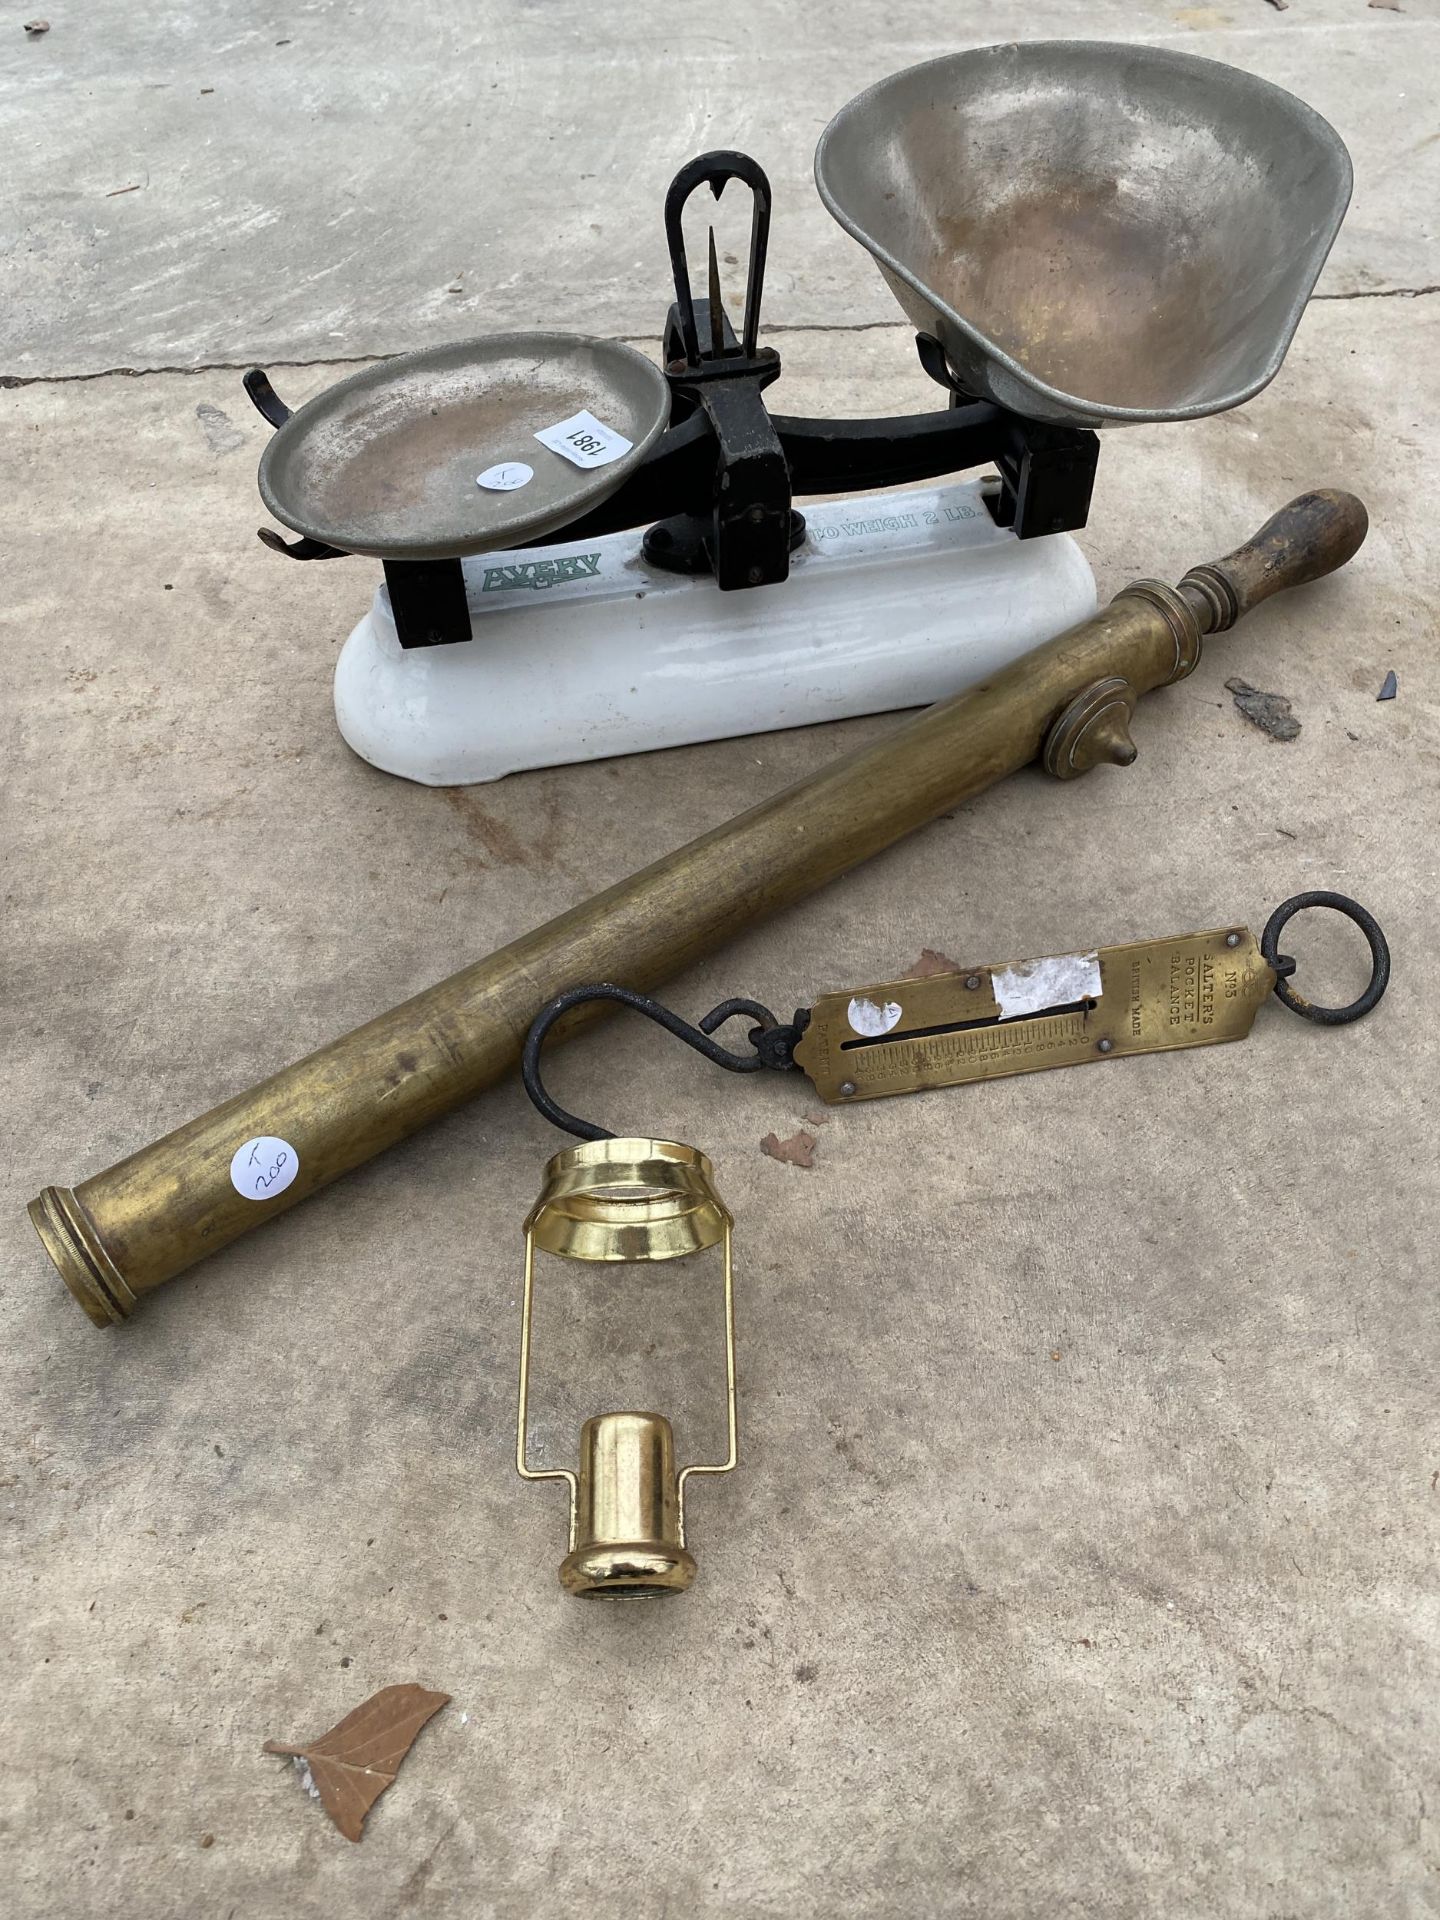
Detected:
left=761, top=1128, right=817, bottom=1168
left=264, top=1683, right=449, bottom=1842
left=1368, top=2, right=1403, bottom=11
left=905, top=947, right=964, bottom=979
left=1225, top=676, right=1300, bottom=742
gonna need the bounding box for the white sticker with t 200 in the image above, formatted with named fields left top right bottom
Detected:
left=230, top=1135, right=299, bottom=1202
left=534, top=409, right=633, bottom=470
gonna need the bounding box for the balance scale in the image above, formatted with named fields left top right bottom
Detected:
left=243, top=43, right=1349, bottom=786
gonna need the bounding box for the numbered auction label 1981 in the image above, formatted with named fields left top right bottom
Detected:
left=230, top=1135, right=299, bottom=1202
left=534, top=409, right=633, bottom=471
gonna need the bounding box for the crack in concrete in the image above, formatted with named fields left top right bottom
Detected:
left=2, top=290, right=1435, bottom=387
left=1314, top=283, right=1440, bottom=302
left=0, top=356, right=381, bottom=390
left=0, top=318, right=911, bottom=389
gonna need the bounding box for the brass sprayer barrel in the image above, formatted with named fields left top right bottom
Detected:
left=31, top=491, right=1366, bottom=1324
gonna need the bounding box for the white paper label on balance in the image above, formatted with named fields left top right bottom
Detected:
left=476, top=461, right=534, bottom=492
left=230, top=1135, right=299, bottom=1202
left=534, top=409, right=633, bottom=470
left=847, top=995, right=903, bottom=1037
left=992, top=951, right=1102, bottom=1021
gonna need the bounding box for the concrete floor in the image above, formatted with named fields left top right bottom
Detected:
left=3, top=4, right=1437, bottom=1916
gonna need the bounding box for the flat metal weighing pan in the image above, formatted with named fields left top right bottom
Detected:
left=815, top=42, right=1352, bottom=428
left=257, top=331, right=671, bottom=560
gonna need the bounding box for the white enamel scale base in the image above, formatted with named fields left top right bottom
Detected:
left=333, top=477, right=1096, bottom=787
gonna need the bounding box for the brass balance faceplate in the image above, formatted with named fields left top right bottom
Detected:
left=795, top=928, right=1277, bottom=1104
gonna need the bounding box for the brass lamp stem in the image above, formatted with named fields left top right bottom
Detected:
left=675, top=1230, right=738, bottom=1542
left=515, top=1232, right=579, bottom=1544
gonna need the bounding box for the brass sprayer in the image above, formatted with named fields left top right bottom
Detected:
left=30, top=489, right=1367, bottom=1326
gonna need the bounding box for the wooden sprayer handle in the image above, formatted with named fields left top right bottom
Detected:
left=1182, top=489, right=1369, bottom=632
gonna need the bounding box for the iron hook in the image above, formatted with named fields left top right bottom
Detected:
left=522, top=983, right=800, bottom=1141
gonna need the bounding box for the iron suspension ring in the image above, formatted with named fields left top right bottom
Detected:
left=1261, top=892, right=1391, bottom=1025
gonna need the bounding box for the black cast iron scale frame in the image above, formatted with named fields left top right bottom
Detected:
left=244, top=150, right=1100, bottom=649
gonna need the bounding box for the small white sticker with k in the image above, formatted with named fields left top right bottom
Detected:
left=534, top=409, right=633, bottom=471
left=230, top=1135, right=299, bottom=1202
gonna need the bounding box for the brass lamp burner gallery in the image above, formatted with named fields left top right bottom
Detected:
left=516, top=1140, right=738, bottom=1598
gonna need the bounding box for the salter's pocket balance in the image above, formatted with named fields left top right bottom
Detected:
left=243, top=42, right=1351, bottom=785
left=522, top=892, right=1392, bottom=1134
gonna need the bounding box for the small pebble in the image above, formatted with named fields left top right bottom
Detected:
left=1377, top=670, right=1398, bottom=701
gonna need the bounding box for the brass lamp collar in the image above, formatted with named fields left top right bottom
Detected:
left=525, top=1137, right=732, bottom=1263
